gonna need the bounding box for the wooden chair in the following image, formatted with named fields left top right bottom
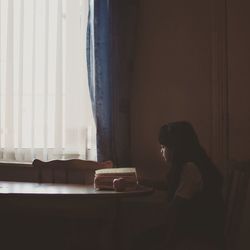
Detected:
left=33, top=159, right=113, bottom=184
left=32, top=159, right=113, bottom=250
left=224, top=161, right=250, bottom=250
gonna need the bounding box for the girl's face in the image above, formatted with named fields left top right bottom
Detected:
left=160, top=145, right=172, bottom=162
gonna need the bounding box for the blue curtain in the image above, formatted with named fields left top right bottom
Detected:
left=88, top=0, right=138, bottom=165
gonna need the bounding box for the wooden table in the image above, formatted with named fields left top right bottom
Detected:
left=0, top=181, right=153, bottom=197
left=0, top=181, right=153, bottom=250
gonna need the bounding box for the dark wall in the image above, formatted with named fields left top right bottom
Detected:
left=131, top=0, right=212, bottom=179
left=227, top=1, right=250, bottom=249
left=131, top=0, right=250, bottom=179
left=130, top=0, right=250, bottom=248
left=228, top=0, right=250, bottom=160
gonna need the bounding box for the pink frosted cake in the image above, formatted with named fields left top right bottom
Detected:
left=94, top=168, right=138, bottom=191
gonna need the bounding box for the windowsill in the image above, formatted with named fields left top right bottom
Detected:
left=0, top=161, right=32, bottom=167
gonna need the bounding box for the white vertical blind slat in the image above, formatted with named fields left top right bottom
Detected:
left=5, top=0, right=14, bottom=156
left=0, top=0, right=2, bottom=149
left=43, top=0, right=49, bottom=160
left=18, top=0, right=24, bottom=151
left=65, top=0, right=80, bottom=154
left=31, top=0, right=36, bottom=160
left=55, top=0, right=63, bottom=153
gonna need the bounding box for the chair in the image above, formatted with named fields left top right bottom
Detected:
left=33, top=159, right=113, bottom=184
left=32, top=159, right=114, bottom=250
left=224, top=161, right=250, bottom=250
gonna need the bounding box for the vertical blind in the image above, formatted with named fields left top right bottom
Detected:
left=0, top=0, right=96, bottom=162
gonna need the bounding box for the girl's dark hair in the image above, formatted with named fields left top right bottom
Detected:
left=159, top=121, right=201, bottom=163
left=159, top=121, right=223, bottom=200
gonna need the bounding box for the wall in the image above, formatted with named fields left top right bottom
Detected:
left=131, top=0, right=212, bottom=179
left=228, top=0, right=250, bottom=160
left=131, top=0, right=250, bottom=178
left=130, top=0, right=250, bottom=248
left=227, top=1, right=250, bottom=249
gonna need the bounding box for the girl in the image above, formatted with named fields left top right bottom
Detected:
left=132, top=121, right=225, bottom=250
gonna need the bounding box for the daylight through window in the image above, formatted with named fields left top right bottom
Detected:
left=0, top=0, right=96, bottom=162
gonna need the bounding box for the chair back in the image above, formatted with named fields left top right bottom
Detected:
left=33, top=159, right=113, bottom=184
left=224, top=161, right=250, bottom=250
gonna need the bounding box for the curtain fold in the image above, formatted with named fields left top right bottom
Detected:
left=90, top=0, right=138, bottom=165
left=93, top=0, right=113, bottom=162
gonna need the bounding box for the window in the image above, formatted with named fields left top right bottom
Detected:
left=0, top=0, right=96, bottom=162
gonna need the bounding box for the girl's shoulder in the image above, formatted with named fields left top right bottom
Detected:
left=175, top=162, right=203, bottom=199
left=181, top=162, right=202, bottom=181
